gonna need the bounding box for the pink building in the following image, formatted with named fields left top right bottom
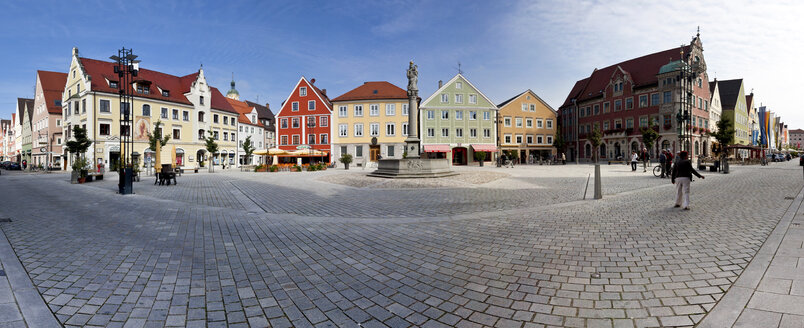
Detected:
left=31, top=70, right=67, bottom=169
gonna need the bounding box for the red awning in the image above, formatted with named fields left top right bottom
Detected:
left=471, top=144, right=497, bottom=152
left=423, top=144, right=452, bottom=153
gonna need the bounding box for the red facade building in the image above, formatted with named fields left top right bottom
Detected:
left=559, top=33, right=711, bottom=161
left=276, top=77, right=332, bottom=163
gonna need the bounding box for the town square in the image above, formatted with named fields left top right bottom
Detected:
left=2, top=1, right=804, bottom=327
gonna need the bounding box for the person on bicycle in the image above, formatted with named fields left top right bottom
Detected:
left=659, top=150, right=667, bottom=178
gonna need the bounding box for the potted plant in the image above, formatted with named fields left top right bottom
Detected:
left=65, top=126, right=92, bottom=184
left=340, top=153, right=353, bottom=170
left=72, top=156, right=89, bottom=183
left=269, top=165, right=278, bottom=172
left=474, top=151, right=487, bottom=166
left=292, top=164, right=302, bottom=172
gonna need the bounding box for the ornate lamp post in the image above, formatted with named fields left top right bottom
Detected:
left=306, top=117, right=315, bottom=164
left=110, top=48, right=139, bottom=194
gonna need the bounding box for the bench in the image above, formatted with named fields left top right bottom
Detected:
left=698, top=162, right=719, bottom=172
left=155, top=165, right=177, bottom=185
left=241, top=165, right=256, bottom=172
left=86, top=172, right=104, bottom=182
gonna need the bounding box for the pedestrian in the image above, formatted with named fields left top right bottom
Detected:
left=561, top=153, right=566, bottom=165
left=641, top=148, right=649, bottom=172
left=631, top=151, right=638, bottom=171
left=659, top=150, right=667, bottom=178
left=665, top=149, right=673, bottom=175
left=672, top=151, right=705, bottom=210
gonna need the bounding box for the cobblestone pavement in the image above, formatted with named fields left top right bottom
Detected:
left=0, top=162, right=801, bottom=327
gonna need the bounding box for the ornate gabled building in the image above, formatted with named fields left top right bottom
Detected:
left=275, top=77, right=332, bottom=163
left=32, top=70, right=68, bottom=169
left=559, top=32, right=711, bottom=161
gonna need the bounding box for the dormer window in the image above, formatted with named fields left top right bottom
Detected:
left=136, top=84, right=149, bottom=94
left=110, top=81, right=118, bottom=89
left=162, top=90, right=169, bottom=97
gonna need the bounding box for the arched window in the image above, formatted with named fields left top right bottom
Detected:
left=198, top=129, right=205, bottom=140
left=631, top=141, right=639, bottom=153
left=694, top=141, right=700, bottom=156
left=198, top=112, right=205, bottom=122
left=142, top=104, right=151, bottom=116
left=585, top=144, right=591, bottom=158
left=599, top=143, right=606, bottom=158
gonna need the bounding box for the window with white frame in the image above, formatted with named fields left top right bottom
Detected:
left=339, top=124, right=347, bottom=137
left=547, top=135, right=553, bottom=144
left=427, top=110, right=434, bottom=119
left=504, top=134, right=511, bottom=144
left=281, top=135, right=288, bottom=145
left=469, top=94, right=477, bottom=104
left=522, top=103, right=527, bottom=112
left=455, top=94, right=463, bottom=103
left=440, top=94, right=448, bottom=103
left=515, top=118, right=523, bottom=127
left=526, top=135, right=533, bottom=144
left=483, top=111, right=490, bottom=120
left=370, top=104, right=379, bottom=116
left=441, top=110, right=449, bottom=120
left=386, top=123, right=395, bottom=136
left=456, top=128, right=463, bottom=137
left=456, top=82, right=462, bottom=89
left=441, top=128, right=449, bottom=137
left=354, top=123, right=363, bottom=136
left=320, top=116, right=328, bottom=127
left=354, top=105, right=363, bottom=116
left=469, top=111, right=477, bottom=120
left=308, top=134, right=315, bottom=144
left=402, top=123, right=408, bottom=136
left=402, top=104, right=408, bottom=116
left=526, top=118, right=533, bottom=128
left=299, top=87, right=307, bottom=96
left=280, top=118, right=288, bottom=129
left=537, top=119, right=543, bottom=128
left=516, top=135, right=523, bottom=143
left=292, top=102, right=299, bottom=111
left=546, top=119, right=553, bottom=129
left=530, top=104, right=536, bottom=112
left=99, top=100, right=111, bottom=113
left=370, top=123, right=379, bottom=136
left=292, top=117, right=299, bottom=128
left=537, top=135, right=544, bottom=144
left=427, top=128, right=435, bottom=137
left=308, top=100, right=315, bottom=110
left=483, top=128, right=491, bottom=138
left=504, top=117, right=511, bottom=127
left=385, top=104, right=395, bottom=116
left=455, top=110, right=463, bottom=120
left=339, top=105, right=347, bottom=117
left=470, top=128, right=477, bottom=138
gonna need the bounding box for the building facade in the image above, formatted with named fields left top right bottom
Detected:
left=420, top=74, right=498, bottom=165
left=225, top=97, right=265, bottom=166
left=275, top=77, right=332, bottom=163
left=707, top=80, right=723, bottom=157
left=18, top=98, right=34, bottom=169
left=331, top=81, right=409, bottom=165
left=789, top=129, right=803, bottom=150
left=496, top=89, right=557, bottom=162
left=717, top=79, right=751, bottom=153
left=0, top=119, right=11, bottom=161
left=31, top=70, right=67, bottom=169
left=247, top=101, right=275, bottom=150
left=560, top=33, right=711, bottom=162
left=61, top=47, right=238, bottom=172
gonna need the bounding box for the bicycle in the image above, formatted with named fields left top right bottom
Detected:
left=652, top=164, right=662, bottom=177
left=504, top=159, right=515, bottom=168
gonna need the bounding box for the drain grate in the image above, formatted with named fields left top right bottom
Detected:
left=785, top=196, right=795, bottom=200
left=0, top=218, right=11, bottom=223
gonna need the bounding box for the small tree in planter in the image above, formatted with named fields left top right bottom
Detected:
left=147, top=120, right=171, bottom=153
left=65, top=126, right=92, bottom=184
left=340, top=153, right=353, bottom=170
left=589, top=128, right=602, bottom=163
left=474, top=151, right=487, bottom=166
left=204, top=131, right=219, bottom=173
left=241, top=136, right=255, bottom=165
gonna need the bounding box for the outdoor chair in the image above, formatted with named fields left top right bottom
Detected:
left=156, top=164, right=177, bottom=185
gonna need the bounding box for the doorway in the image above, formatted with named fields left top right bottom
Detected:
left=109, top=152, right=120, bottom=171
left=369, top=145, right=380, bottom=161
left=452, top=147, right=467, bottom=165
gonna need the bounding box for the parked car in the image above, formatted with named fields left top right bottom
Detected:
left=0, top=161, right=9, bottom=169
left=5, top=162, right=21, bottom=170
left=774, top=154, right=786, bottom=162
left=800, top=155, right=803, bottom=166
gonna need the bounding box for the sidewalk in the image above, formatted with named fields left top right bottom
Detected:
left=0, top=224, right=61, bottom=327
left=699, top=183, right=804, bottom=327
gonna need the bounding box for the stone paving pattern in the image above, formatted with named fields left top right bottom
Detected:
left=0, top=163, right=801, bottom=327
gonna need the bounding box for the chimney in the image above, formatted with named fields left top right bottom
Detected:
left=310, top=78, right=316, bottom=84
left=322, top=89, right=327, bottom=96
left=438, top=80, right=443, bottom=88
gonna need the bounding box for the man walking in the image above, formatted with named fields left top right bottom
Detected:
left=671, top=151, right=705, bottom=210
left=561, top=153, right=566, bottom=165
left=641, top=148, right=650, bottom=172
left=659, top=150, right=667, bottom=178
left=665, top=149, right=673, bottom=176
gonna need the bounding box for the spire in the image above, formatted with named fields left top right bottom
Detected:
left=226, top=72, right=240, bottom=100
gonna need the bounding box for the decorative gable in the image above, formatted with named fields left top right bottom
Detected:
left=421, top=74, right=496, bottom=110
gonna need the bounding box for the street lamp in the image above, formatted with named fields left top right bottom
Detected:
left=306, top=117, right=315, bottom=165
left=110, top=47, right=139, bottom=195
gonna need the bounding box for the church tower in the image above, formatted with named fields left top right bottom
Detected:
left=226, top=73, right=240, bottom=100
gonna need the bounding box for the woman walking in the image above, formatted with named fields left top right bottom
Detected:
left=631, top=151, right=638, bottom=171
left=671, top=151, right=705, bottom=210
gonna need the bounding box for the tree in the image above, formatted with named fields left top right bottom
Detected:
left=65, top=126, right=93, bottom=162
left=205, top=131, right=219, bottom=173
left=710, top=117, right=735, bottom=159
left=553, top=125, right=565, bottom=154
left=147, top=120, right=171, bottom=151
left=589, top=127, right=602, bottom=163
left=641, top=127, right=659, bottom=155
left=241, top=136, right=255, bottom=165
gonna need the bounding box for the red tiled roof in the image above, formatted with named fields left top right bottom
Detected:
left=78, top=57, right=235, bottom=114
left=37, top=70, right=67, bottom=115
left=225, top=98, right=263, bottom=127
left=331, top=81, right=408, bottom=102
left=561, top=46, right=691, bottom=108
left=311, top=84, right=332, bottom=109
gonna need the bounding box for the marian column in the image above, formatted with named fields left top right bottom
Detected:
left=405, top=61, right=421, bottom=158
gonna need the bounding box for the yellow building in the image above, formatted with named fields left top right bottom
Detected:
left=330, top=81, right=409, bottom=163
left=62, top=47, right=238, bottom=171
left=497, top=89, right=557, bottom=162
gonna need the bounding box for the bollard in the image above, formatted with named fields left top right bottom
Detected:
left=594, top=164, right=602, bottom=199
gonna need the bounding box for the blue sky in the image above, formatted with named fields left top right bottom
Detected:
left=2, top=0, right=802, bottom=129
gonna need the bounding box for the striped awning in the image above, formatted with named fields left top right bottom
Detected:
left=423, top=144, right=451, bottom=153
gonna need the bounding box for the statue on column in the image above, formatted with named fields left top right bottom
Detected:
left=407, top=61, right=418, bottom=94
